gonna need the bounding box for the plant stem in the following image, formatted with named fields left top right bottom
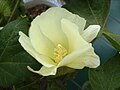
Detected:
left=7, top=0, right=20, bottom=23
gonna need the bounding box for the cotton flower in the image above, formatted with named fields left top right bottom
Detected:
left=19, top=7, right=100, bottom=76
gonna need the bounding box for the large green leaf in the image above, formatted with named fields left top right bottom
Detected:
left=15, top=77, right=43, bottom=90
left=103, top=31, right=120, bottom=51
left=63, top=0, right=111, bottom=36
left=89, top=54, right=120, bottom=90
left=0, top=18, right=40, bottom=87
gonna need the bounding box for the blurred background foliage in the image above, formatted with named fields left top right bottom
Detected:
left=0, top=0, right=25, bottom=26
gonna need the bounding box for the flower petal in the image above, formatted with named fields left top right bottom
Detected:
left=81, top=25, right=100, bottom=42
left=72, top=15, right=86, bottom=33
left=61, top=18, right=88, bottom=52
left=58, top=44, right=100, bottom=69
left=33, top=9, right=68, bottom=48
left=19, top=31, right=56, bottom=67
left=32, top=7, right=86, bottom=48
left=66, top=44, right=100, bottom=69
left=29, top=24, right=55, bottom=58
left=27, top=66, right=57, bottom=76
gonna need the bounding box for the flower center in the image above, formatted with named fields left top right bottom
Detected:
left=53, top=44, right=67, bottom=63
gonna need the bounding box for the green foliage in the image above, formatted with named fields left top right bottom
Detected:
left=0, top=18, right=41, bottom=87
left=15, top=77, right=42, bottom=90
left=82, top=81, right=92, bottom=90
left=103, top=32, right=120, bottom=51
left=47, top=72, right=76, bottom=90
left=0, top=0, right=25, bottom=26
left=47, top=78, right=67, bottom=90
left=63, top=0, right=110, bottom=36
left=89, top=54, right=120, bottom=90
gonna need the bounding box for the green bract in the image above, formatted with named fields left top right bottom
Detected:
left=19, top=7, right=100, bottom=76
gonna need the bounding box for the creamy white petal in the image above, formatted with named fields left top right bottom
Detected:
left=70, top=15, right=86, bottom=33
left=84, top=54, right=100, bottom=68
left=19, top=31, right=56, bottom=67
left=58, top=7, right=86, bottom=32
left=58, top=44, right=93, bottom=67
left=66, top=60, right=85, bottom=69
left=66, top=44, right=100, bottom=69
left=61, top=18, right=88, bottom=52
left=81, top=25, right=100, bottom=42
left=33, top=10, right=68, bottom=49
left=29, top=24, right=55, bottom=57
left=27, top=66, right=57, bottom=76
left=32, top=7, right=86, bottom=48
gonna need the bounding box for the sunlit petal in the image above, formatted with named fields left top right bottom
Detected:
left=58, top=44, right=95, bottom=67
left=19, top=31, right=56, bottom=67
left=34, top=10, right=68, bottom=48
left=81, top=25, right=100, bottom=42
left=27, top=66, right=57, bottom=76
left=29, top=24, right=55, bottom=57
left=61, top=18, right=88, bottom=52
left=66, top=44, right=100, bottom=69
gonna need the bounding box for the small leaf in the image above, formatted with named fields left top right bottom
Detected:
left=89, top=54, right=120, bottom=90
left=103, top=31, right=120, bottom=51
left=0, top=18, right=40, bottom=87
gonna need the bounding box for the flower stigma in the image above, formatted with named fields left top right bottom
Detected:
left=53, top=44, right=67, bottom=63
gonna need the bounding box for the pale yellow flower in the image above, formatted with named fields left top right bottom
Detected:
left=19, top=7, right=100, bottom=76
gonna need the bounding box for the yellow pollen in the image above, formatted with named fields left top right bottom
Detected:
left=53, top=44, right=67, bottom=63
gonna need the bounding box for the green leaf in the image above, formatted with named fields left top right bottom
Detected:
left=82, top=81, right=92, bottom=90
left=48, top=72, right=76, bottom=90
left=0, top=0, right=25, bottom=26
left=0, top=18, right=40, bottom=87
left=15, top=77, right=43, bottom=90
left=103, top=32, right=120, bottom=51
left=47, top=78, right=67, bottom=90
left=89, top=54, right=120, bottom=90
left=0, top=0, right=11, bottom=26
left=63, top=0, right=111, bottom=36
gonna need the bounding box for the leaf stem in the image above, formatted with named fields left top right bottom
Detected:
left=98, top=11, right=110, bottom=37
left=71, top=80, right=82, bottom=89
left=17, top=77, right=44, bottom=90
left=7, top=0, right=20, bottom=23
left=87, top=0, right=99, bottom=24
left=98, top=1, right=111, bottom=37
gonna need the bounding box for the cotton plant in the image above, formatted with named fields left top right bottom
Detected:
left=19, top=7, right=100, bottom=76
